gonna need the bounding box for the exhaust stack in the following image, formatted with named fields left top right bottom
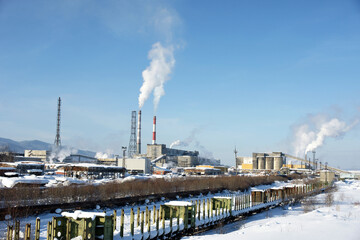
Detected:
left=137, top=110, right=142, bottom=154
left=152, top=116, right=156, bottom=144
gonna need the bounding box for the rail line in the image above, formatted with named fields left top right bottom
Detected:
left=3, top=180, right=331, bottom=240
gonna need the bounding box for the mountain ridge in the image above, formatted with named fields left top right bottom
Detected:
left=0, top=137, right=96, bottom=157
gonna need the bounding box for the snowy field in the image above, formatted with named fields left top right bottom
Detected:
left=184, top=180, right=360, bottom=240
left=0, top=180, right=290, bottom=239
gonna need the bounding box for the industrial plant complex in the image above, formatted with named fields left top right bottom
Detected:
left=0, top=97, right=358, bottom=183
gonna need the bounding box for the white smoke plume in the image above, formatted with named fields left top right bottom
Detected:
left=195, top=141, right=214, bottom=159
left=138, top=42, right=175, bottom=111
left=170, top=140, right=182, bottom=148
left=170, top=129, right=215, bottom=159
left=49, top=146, right=77, bottom=163
left=292, top=116, right=359, bottom=157
left=163, top=161, right=176, bottom=169
left=170, top=140, right=190, bottom=149
left=95, top=152, right=109, bottom=159
left=170, top=129, right=198, bottom=148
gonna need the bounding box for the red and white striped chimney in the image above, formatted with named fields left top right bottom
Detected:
left=152, top=116, right=156, bottom=145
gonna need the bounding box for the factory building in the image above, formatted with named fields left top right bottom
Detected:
left=63, top=154, right=98, bottom=164
left=236, top=152, right=286, bottom=171
left=24, top=150, right=50, bottom=162
left=320, top=170, right=336, bottom=184
left=146, top=144, right=200, bottom=168
left=119, top=157, right=152, bottom=175
left=96, top=155, right=152, bottom=174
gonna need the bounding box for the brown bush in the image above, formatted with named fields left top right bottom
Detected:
left=0, top=174, right=294, bottom=209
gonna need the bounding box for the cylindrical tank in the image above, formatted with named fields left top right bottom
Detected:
left=258, top=157, right=265, bottom=170
left=265, top=157, right=274, bottom=170
left=274, top=157, right=283, bottom=170
left=252, top=158, right=258, bottom=170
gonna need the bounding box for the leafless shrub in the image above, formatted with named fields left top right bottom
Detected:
left=325, top=192, right=334, bottom=207
left=353, top=201, right=360, bottom=206
left=338, top=193, right=345, bottom=202
left=0, top=174, right=296, bottom=211
left=302, top=198, right=316, bottom=213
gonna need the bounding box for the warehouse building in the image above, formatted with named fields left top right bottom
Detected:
left=120, top=157, right=152, bottom=175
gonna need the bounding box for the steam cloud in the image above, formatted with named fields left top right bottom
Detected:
left=292, top=115, right=359, bottom=157
left=170, top=129, right=215, bottom=159
left=170, top=129, right=198, bottom=148
left=170, top=139, right=191, bottom=149
left=95, top=152, right=110, bottom=159
left=138, top=42, right=175, bottom=111
left=49, top=146, right=77, bottom=163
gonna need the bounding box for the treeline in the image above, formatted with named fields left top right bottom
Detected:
left=0, top=175, right=300, bottom=210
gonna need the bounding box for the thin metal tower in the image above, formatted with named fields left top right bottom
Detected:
left=54, top=97, right=61, bottom=147
left=128, top=111, right=137, bottom=157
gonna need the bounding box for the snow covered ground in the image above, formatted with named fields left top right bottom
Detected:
left=2, top=180, right=358, bottom=240
left=184, top=180, right=360, bottom=240
left=0, top=180, right=285, bottom=239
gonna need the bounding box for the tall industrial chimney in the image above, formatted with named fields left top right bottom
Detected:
left=152, top=116, right=156, bottom=145
left=136, top=110, right=142, bottom=154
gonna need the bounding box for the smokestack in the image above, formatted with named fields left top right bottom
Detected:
left=137, top=110, right=142, bottom=154
left=152, top=116, right=156, bottom=144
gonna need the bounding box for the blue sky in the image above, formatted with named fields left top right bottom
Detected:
left=1, top=0, right=360, bottom=169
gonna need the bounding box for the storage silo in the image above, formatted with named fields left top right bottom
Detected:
left=274, top=157, right=283, bottom=170
left=258, top=157, right=265, bottom=170
left=252, top=157, right=258, bottom=170
left=265, top=157, right=274, bottom=170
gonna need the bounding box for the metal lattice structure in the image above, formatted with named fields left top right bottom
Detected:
left=128, top=111, right=137, bottom=157
left=54, top=97, right=61, bottom=147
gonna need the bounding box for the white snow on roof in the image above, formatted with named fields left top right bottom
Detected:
left=27, top=169, right=43, bottom=173
left=56, top=163, right=124, bottom=169
left=0, top=175, right=48, bottom=188
left=251, top=181, right=295, bottom=192
left=4, top=172, right=18, bottom=176
left=165, top=201, right=193, bottom=207
left=213, top=197, right=232, bottom=199
left=61, top=210, right=106, bottom=220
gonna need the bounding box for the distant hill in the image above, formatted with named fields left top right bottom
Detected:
left=0, top=137, right=96, bottom=157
